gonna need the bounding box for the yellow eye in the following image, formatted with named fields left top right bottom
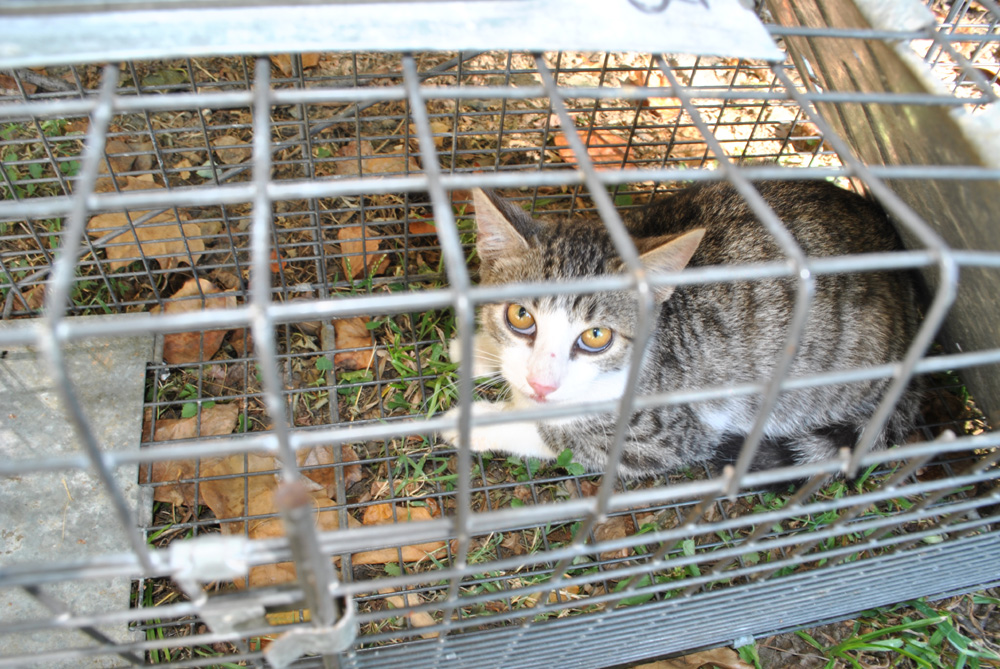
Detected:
left=505, top=303, right=536, bottom=335
left=578, top=327, right=613, bottom=352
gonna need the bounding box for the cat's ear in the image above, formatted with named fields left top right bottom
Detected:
left=639, top=228, right=705, bottom=302
left=473, top=189, right=537, bottom=267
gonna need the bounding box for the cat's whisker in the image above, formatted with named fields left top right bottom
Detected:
left=438, top=370, right=507, bottom=407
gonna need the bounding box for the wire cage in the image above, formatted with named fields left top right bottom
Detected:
left=1, top=0, right=999, bottom=667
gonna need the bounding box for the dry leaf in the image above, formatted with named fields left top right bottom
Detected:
left=778, top=121, right=828, bottom=153
left=10, top=284, right=45, bottom=312
left=633, top=647, right=752, bottom=669
left=332, top=316, right=374, bottom=371
left=269, top=250, right=284, bottom=274
left=500, top=532, right=526, bottom=556
left=66, top=118, right=90, bottom=134
left=408, top=120, right=450, bottom=148
left=143, top=402, right=241, bottom=506
left=341, top=444, right=363, bottom=488
left=627, top=69, right=682, bottom=122
left=550, top=114, right=629, bottom=170
left=333, top=139, right=420, bottom=178
left=174, top=157, right=194, bottom=181
left=152, top=278, right=237, bottom=364
left=132, top=141, right=155, bottom=172
left=87, top=177, right=205, bottom=271
left=519, top=585, right=581, bottom=608
left=352, top=502, right=450, bottom=565
left=230, top=486, right=345, bottom=589
left=296, top=444, right=362, bottom=498
left=337, top=225, right=388, bottom=279
left=149, top=401, right=240, bottom=445
left=594, top=514, right=634, bottom=562
left=146, top=441, right=355, bottom=589
left=211, top=135, right=251, bottom=165
left=102, top=139, right=135, bottom=174
left=381, top=588, right=439, bottom=639
left=450, top=188, right=476, bottom=215
left=88, top=210, right=203, bottom=271
left=0, top=72, right=36, bottom=95
left=408, top=220, right=437, bottom=236
left=270, top=53, right=321, bottom=77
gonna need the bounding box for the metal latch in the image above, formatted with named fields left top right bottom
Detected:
left=169, top=535, right=266, bottom=634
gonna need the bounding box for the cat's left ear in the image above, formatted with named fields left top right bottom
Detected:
left=639, top=228, right=705, bottom=302
left=473, top=188, right=539, bottom=270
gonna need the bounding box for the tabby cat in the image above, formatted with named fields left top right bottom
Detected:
left=443, top=181, right=923, bottom=479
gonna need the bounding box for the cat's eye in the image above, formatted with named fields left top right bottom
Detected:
left=577, top=327, right=613, bottom=353
left=505, top=303, right=536, bottom=335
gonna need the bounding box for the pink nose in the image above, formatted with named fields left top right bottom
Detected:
left=528, top=378, right=558, bottom=398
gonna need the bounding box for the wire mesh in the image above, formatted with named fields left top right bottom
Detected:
left=1, top=1, right=1000, bottom=667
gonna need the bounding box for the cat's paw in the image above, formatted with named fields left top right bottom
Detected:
left=440, top=401, right=506, bottom=452
left=440, top=401, right=558, bottom=460
left=447, top=337, right=462, bottom=365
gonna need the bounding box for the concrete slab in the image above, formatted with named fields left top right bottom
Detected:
left=0, top=316, right=155, bottom=668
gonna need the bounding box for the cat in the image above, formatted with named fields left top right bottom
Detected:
left=442, top=181, right=924, bottom=480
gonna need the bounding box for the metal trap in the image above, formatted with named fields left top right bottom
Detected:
left=1, top=1, right=999, bottom=667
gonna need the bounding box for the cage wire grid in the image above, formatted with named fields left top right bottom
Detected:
left=1, top=0, right=1000, bottom=667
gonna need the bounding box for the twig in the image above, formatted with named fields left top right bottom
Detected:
left=11, top=68, right=76, bottom=93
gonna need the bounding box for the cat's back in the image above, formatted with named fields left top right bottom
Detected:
left=626, top=180, right=903, bottom=264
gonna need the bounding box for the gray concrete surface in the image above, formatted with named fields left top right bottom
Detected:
left=0, top=317, right=155, bottom=668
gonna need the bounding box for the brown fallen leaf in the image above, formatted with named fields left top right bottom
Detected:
left=594, top=514, right=634, bottom=562
left=450, top=188, right=476, bottom=215
left=296, top=444, right=362, bottom=499
left=270, top=53, right=321, bottom=77
left=332, top=316, right=374, bottom=371
left=380, top=588, right=439, bottom=639
left=352, top=502, right=450, bottom=565
left=65, top=118, right=89, bottom=134
left=142, top=402, right=242, bottom=507
left=152, top=277, right=237, bottom=364
left=148, top=446, right=347, bottom=510
left=407, top=219, right=437, bottom=236
left=500, top=532, right=526, bottom=556
left=633, top=647, right=752, bottom=669
left=173, top=157, right=195, bottom=181
left=549, top=114, right=629, bottom=170
left=407, top=120, right=450, bottom=148
left=627, top=69, right=682, bottom=122
left=101, top=139, right=135, bottom=174
left=211, top=134, right=252, bottom=165
left=229, top=485, right=346, bottom=589
left=146, top=441, right=356, bottom=589
left=228, top=328, right=252, bottom=359
left=269, top=250, right=285, bottom=274
left=149, top=401, right=240, bottom=445
left=340, top=444, right=363, bottom=489
left=333, top=139, right=420, bottom=178
left=87, top=176, right=205, bottom=270
left=0, top=72, right=36, bottom=95
left=10, top=284, right=45, bottom=313
left=131, top=141, right=155, bottom=172
left=519, top=585, right=581, bottom=608
left=777, top=121, right=828, bottom=154
left=337, top=225, right=389, bottom=279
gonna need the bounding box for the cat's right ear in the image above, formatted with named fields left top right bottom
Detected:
left=639, top=228, right=705, bottom=302
left=473, top=189, right=537, bottom=267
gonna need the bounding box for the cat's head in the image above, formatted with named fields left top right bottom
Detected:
left=472, top=188, right=703, bottom=407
